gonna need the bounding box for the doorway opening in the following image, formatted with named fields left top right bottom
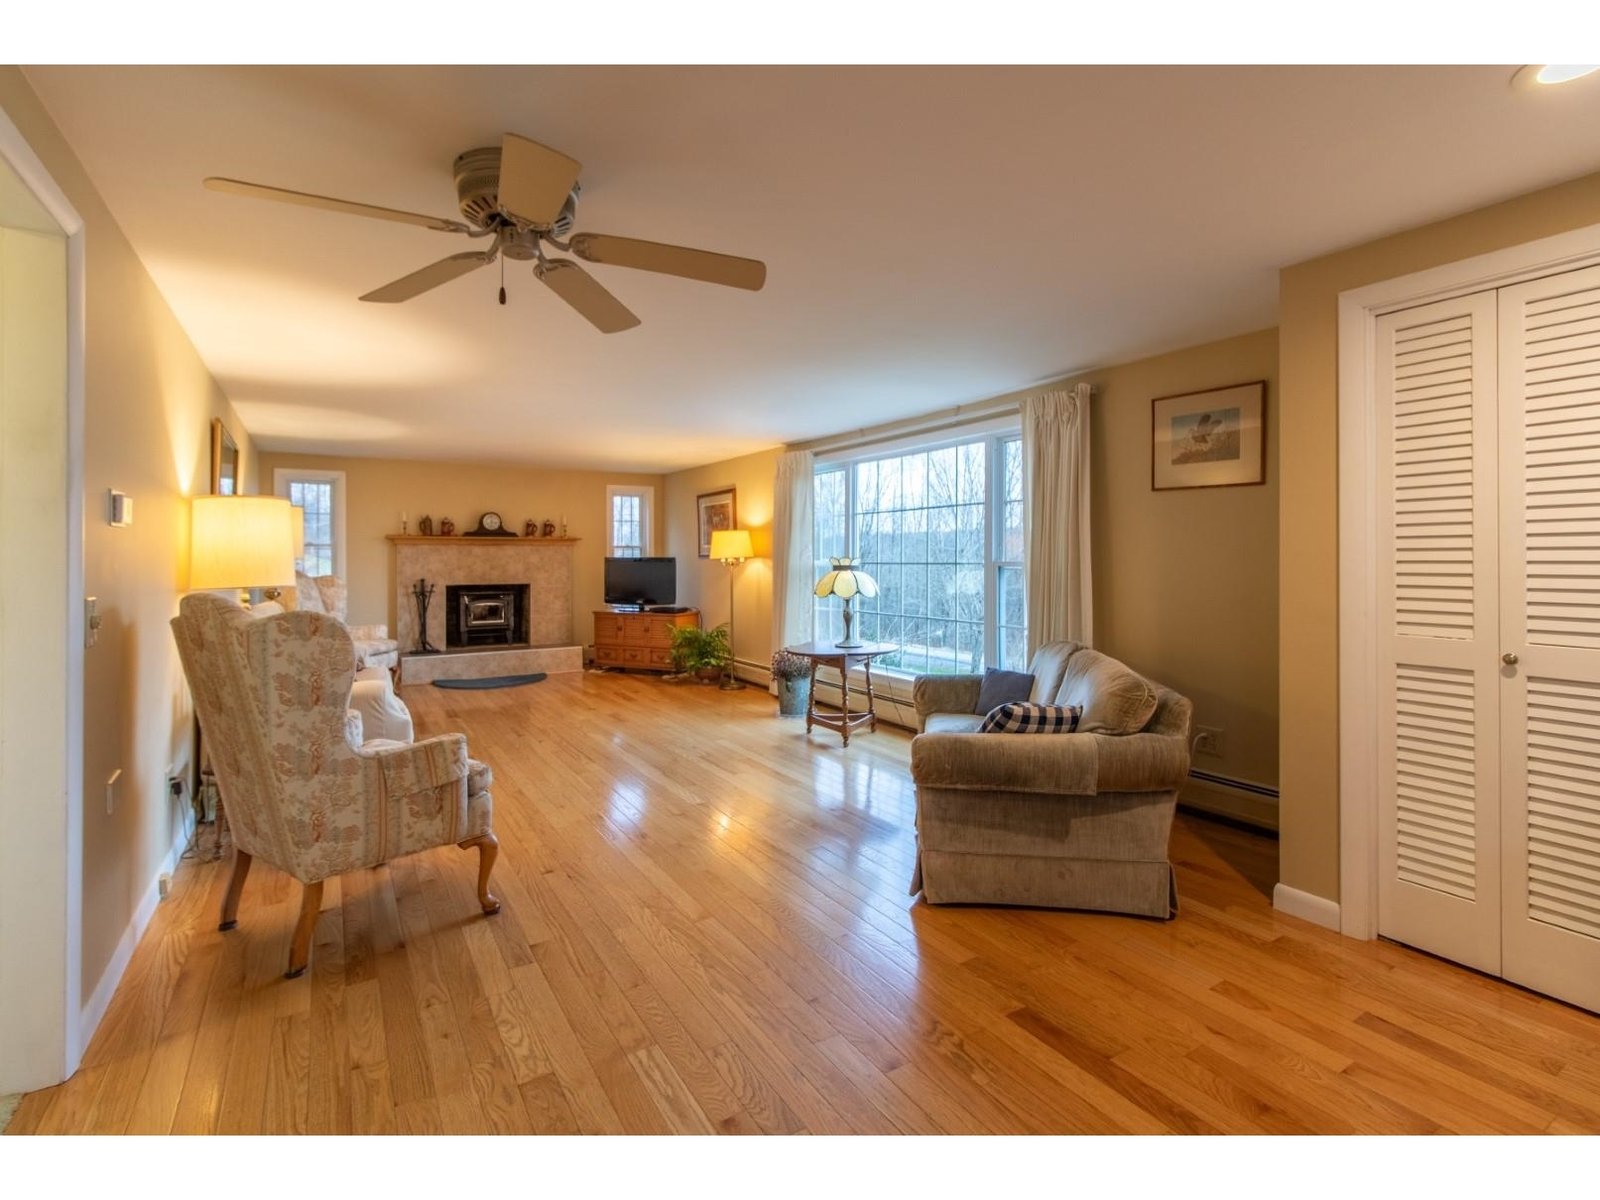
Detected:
left=0, top=106, right=85, bottom=1095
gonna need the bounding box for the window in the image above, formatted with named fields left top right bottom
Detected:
left=607, top=486, right=654, bottom=558
left=274, top=468, right=346, bottom=578
left=814, top=428, right=1026, bottom=676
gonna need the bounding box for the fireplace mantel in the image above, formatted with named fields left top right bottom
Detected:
left=385, top=535, right=581, bottom=545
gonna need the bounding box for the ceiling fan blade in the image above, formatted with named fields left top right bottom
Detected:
left=360, top=251, right=494, bottom=303
left=498, top=134, right=582, bottom=228
left=569, top=233, right=766, bottom=291
left=535, top=259, right=640, bottom=333
left=203, top=177, right=468, bottom=232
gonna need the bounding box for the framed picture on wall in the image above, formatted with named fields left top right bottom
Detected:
left=211, top=418, right=240, bottom=495
left=1151, top=380, right=1266, bottom=491
left=696, top=487, right=736, bottom=557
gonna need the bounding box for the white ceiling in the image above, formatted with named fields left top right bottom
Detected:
left=23, top=65, right=1600, bottom=472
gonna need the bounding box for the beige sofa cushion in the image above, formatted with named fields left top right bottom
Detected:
left=1026, top=641, right=1079, bottom=703
left=1055, top=648, right=1158, bottom=735
left=924, top=712, right=986, bottom=734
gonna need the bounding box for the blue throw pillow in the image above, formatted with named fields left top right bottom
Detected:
left=979, top=702, right=1083, bottom=734
left=974, top=667, right=1034, bottom=714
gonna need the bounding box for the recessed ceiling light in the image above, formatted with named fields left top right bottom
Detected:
left=1512, top=64, right=1600, bottom=90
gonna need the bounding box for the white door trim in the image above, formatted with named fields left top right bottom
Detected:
left=1338, top=221, right=1600, bottom=941
left=0, top=101, right=87, bottom=1088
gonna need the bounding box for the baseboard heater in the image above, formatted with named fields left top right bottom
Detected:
left=1182, top=769, right=1279, bottom=832
left=807, top=676, right=918, bottom=731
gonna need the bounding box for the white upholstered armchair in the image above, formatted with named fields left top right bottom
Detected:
left=294, top=572, right=401, bottom=672
left=172, top=593, right=499, bottom=978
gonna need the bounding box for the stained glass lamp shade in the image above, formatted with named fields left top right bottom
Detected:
left=814, top=557, right=878, bottom=648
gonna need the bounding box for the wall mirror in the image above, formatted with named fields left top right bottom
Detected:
left=211, top=418, right=239, bottom=495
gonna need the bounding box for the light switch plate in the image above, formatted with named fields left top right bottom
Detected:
left=107, top=490, right=133, bottom=527
left=85, top=596, right=100, bottom=647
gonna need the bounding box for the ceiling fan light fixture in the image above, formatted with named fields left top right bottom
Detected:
left=1511, top=64, right=1600, bottom=90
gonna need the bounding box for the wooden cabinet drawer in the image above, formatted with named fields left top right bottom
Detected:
left=620, top=646, right=649, bottom=665
left=594, top=645, right=626, bottom=666
left=648, top=648, right=675, bottom=668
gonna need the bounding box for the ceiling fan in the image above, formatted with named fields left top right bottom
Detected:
left=203, top=132, right=766, bottom=333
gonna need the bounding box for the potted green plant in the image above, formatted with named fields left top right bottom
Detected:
left=771, top=650, right=812, bottom=717
left=669, top=623, right=732, bottom=684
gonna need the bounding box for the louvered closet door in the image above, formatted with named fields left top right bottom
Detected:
left=1376, top=292, right=1503, bottom=974
left=1497, top=264, right=1600, bottom=1012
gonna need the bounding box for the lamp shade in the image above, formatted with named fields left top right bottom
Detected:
left=190, top=495, right=297, bottom=591
left=814, top=557, right=879, bottom=600
left=709, top=528, right=754, bottom=563
left=289, top=505, right=305, bottom=559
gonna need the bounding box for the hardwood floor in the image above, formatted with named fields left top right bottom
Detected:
left=10, top=670, right=1600, bottom=1134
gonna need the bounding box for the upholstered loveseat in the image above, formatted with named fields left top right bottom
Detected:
left=909, top=641, right=1192, bottom=917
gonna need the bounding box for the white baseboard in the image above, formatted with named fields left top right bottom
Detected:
left=78, top=817, right=190, bottom=1048
left=1272, top=883, right=1341, bottom=931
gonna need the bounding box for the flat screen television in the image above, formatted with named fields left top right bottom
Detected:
left=604, top=556, right=677, bottom=608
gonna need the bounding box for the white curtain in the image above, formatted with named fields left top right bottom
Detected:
left=770, top=449, right=816, bottom=659
left=1022, top=384, right=1093, bottom=655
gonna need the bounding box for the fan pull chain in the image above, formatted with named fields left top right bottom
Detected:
left=498, top=256, right=507, bottom=306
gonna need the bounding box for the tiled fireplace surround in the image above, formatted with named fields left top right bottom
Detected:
left=390, top=537, right=584, bottom=684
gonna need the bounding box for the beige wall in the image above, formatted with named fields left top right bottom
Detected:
left=0, top=70, right=257, bottom=1009
left=1279, top=168, right=1600, bottom=903
left=663, top=447, right=783, bottom=672
left=973, top=329, right=1280, bottom=787
left=255, top=451, right=664, bottom=646
left=662, top=331, right=1280, bottom=792
left=1056, top=330, right=1279, bottom=785
left=1, top=219, right=70, bottom=1090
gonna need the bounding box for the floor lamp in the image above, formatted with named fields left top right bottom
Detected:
left=710, top=529, right=753, bottom=691
left=188, top=494, right=298, bottom=854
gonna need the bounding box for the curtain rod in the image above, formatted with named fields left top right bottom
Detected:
left=789, top=394, right=1025, bottom=456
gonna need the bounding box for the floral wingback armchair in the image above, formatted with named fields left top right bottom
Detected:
left=172, top=593, right=499, bottom=978
left=294, top=572, right=401, bottom=672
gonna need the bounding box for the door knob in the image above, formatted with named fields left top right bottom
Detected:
left=1502, top=652, right=1519, bottom=666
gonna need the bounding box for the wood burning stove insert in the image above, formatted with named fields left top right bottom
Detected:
left=445, top=583, right=530, bottom=648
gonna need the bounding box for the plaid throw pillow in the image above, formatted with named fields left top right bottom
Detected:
left=979, top=701, right=1083, bottom=734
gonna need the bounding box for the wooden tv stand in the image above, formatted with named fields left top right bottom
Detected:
left=593, top=607, right=700, bottom=673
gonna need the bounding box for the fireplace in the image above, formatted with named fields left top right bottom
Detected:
left=445, top=583, right=530, bottom=648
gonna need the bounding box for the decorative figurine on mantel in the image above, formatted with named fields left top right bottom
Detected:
left=541, top=519, right=556, bottom=537
left=440, top=517, right=456, bottom=536
left=524, top=518, right=537, bottom=537
left=418, top=515, right=433, bottom=536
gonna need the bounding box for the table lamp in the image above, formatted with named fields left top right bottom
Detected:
left=190, top=495, right=297, bottom=602
left=289, top=504, right=305, bottom=566
left=710, top=528, right=754, bottom=691
left=814, top=557, right=878, bottom=648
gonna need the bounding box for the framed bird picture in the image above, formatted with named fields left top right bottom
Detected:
left=1151, top=381, right=1266, bottom=491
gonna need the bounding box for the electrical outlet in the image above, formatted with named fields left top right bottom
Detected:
left=158, top=873, right=173, bottom=900
left=1193, top=726, right=1224, bottom=758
